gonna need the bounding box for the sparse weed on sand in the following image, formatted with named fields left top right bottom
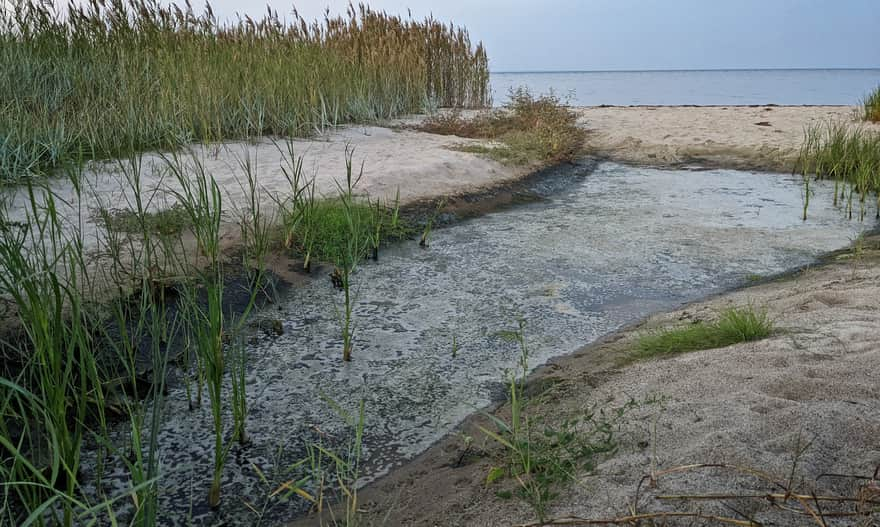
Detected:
left=635, top=305, right=773, bottom=359
left=479, top=321, right=644, bottom=522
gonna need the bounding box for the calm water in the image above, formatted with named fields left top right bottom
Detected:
left=491, top=69, right=880, bottom=106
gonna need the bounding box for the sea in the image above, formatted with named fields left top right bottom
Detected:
left=490, top=68, right=880, bottom=106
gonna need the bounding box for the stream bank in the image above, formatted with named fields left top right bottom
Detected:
left=351, top=231, right=880, bottom=527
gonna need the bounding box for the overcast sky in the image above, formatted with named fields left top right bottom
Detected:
left=184, top=1, right=880, bottom=71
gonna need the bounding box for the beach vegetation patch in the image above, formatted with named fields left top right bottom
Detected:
left=635, top=305, right=773, bottom=359
left=420, top=88, right=586, bottom=166
left=96, top=204, right=193, bottom=238
left=479, top=321, right=646, bottom=522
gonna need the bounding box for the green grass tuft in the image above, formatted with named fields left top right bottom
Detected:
left=635, top=306, right=773, bottom=359
left=862, top=85, right=880, bottom=122
left=286, top=198, right=410, bottom=264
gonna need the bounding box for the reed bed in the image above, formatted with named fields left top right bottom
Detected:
left=0, top=0, right=490, bottom=182
left=796, top=122, right=880, bottom=220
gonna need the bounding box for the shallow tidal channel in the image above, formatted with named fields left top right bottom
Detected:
left=84, top=161, right=875, bottom=525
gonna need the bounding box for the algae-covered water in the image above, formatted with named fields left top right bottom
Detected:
left=82, top=161, right=876, bottom=525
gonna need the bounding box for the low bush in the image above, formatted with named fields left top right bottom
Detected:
left=419, top=88, right=585, bottom=165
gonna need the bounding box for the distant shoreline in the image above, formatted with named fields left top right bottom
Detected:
left=488, top=68, right=880, bottom=107
left=491, top=67, right=880, bottom=74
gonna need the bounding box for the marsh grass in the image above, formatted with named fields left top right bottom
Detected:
left=166, top=151, right=272, bottom=506
left=862, top=85, right=880, bottom=122
left=0, top=179, right=106, bottom=525
left=301, top=199, right=409, bottom=264
left=92, top=158, right=183, bottom=525
left=635, top=306, right=773, bottom=359
left=797, top=122, right=880, bottom=220
left=0, top=0, right=490, bottom=182
left=275, top=143, right=410, bottom=269
left=0, top=164, right=176, bottom=524
left=419, top=88, right=585, bottom=166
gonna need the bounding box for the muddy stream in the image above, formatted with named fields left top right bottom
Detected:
left=81, top=161, right=876, bottom=525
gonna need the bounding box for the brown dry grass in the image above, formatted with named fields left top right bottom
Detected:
left=418, top=89, right=586, bottom=165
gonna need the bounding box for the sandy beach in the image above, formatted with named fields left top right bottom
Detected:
left=5, top=3, right=877, bottom=525
left=578, top=105, right=876, bottom=171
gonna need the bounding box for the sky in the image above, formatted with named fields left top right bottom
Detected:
left=60, top=0, right=880, bottom=71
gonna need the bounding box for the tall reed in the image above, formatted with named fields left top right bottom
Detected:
left=0, top=0, right=490, bottom=181
left=91, top=153, right=181, bottom=526
left=335, top=147, right=367, bottom=362
left=1, top=143, right=275, bottom=522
